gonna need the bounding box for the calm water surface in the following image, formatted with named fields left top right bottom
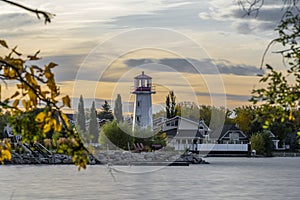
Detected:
left=1, top=157, right=300, bottom=200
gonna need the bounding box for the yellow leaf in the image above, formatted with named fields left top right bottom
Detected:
left=40, top=91, right=49, bottom=98
left=27, top=50, right=40, bottom=60
left=47, top=62, right=58, bottom=69
left=28, top=90, right=37, bottom=106
left=43, top=123, right=52, bottom=133
left=36, top=112, right=46, bottom=123
left=61, top=113, right=70, bottom=128
left=22, top=99, right=30, bottom=111
left=12, top=99, right=19, bottom=108
left=45, top=71, right=54, bottom=79
left=9, top=69, right=16, bottom=78
left=62, top=95, right=71, bottom=108
left=55, top=123, right=62, bottom=132
left=25, top=73, right=32, bottom=83
left=1, top=149, right=12, bottom=161
left=17, top=84, right=24, bottom=89
left=0, top=40, right=8, bottom=48
left=3, top=67, right=9, bottom=76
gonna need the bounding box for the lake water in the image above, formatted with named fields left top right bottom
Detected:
left=1, top=157, right=300, bottom=200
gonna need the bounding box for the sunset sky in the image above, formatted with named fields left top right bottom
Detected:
left=1, top=0, right=287, bottom=114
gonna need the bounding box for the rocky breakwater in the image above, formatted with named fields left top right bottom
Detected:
left=95, top=151, right=209, bottom=165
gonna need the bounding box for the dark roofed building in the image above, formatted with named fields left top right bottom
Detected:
left=207, top=124, right=248, bottom=144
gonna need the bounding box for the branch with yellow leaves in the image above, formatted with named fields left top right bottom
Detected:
left=0, top=39, right=94, bottom=169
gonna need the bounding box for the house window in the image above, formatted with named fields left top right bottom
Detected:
left=230, top=132, right=239, bottom=140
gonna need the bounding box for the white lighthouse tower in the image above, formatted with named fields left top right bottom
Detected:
left=131, top=71, right=156, bottom=130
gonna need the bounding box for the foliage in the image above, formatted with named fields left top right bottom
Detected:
left=88, top=101, right=99, bottom=143
left=0, top=138, right=11, bottom=164
left=250, top=132, right=273, bottom=156
left=114, top=94, right=123, bottom=123
left=76, top=95, right=86, bottom=133
left=233, top=106, right=262, bottom=136
left=0, top=110, right=10, bottom=138
left=201, top=106, right=233, bottom=131
left=98, top=100, right=114, bottom=121
left=241, top=0, right=300, bottom=144
left=99, top=120, right=133, bottom=150
left=99, top=120, right=166, bottom=150
left=0, top=40, right=89, bottom=169
left=165, top=91, right=180, bottom=119
left=179, top=102, right=199, bottom=121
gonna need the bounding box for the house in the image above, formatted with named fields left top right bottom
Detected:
left=282, top=130, right=299, bottom=151
left=266, top=130, right=280, bottom=150
left=207, top=124, right=248, bottom=144
left=157, top=116, right=211, bottom=150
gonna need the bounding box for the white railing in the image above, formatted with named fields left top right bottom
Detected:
left=169, top=143, right=248, bottom=151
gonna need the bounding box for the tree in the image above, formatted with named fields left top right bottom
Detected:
left=77, top=95, right=86, bottom=133
left=165, top=91, right=180, bottom=119
left=98, top=100, right=114, bottom=121
left=88, top=101, right=99, bottom=143
left=0, top=111, right=10, bottom=138
left=99, top=120, right=133, bottom=150
left=200, top=105, right=233, bottom=131
left=233, top=106, right=262, bottom=136
left=237, top=1, right=300, bottom=141
left=250, top=132, right=273, bottom=156
left=114, top=94, right=123, bottom=123
left=0, top=41, right=90, bottom=169
left=0, top=2, right=90, bottom=168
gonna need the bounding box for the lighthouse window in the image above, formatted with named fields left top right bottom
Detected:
left=137, top=101, right=140, bottom=107
left=137, top=116, right=140, bottom=122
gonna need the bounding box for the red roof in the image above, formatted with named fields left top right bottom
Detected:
left=134, top=71, right=152, bottom=79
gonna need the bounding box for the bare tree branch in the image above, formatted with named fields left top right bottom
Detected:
left=1, top=0, right=55, bottom=24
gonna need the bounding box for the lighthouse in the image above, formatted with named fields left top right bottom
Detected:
left=131, top=71, right=156, bottom=130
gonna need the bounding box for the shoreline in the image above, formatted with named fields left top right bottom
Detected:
left=5, top=150, right=300, bottom=166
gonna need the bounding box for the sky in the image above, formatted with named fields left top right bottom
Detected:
left=0, top=0, right=290, bottom=114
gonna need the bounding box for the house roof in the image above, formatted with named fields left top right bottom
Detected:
left=156, top=116, right=198, bottom=126
left=199, top=120, right=211, bottom=131
left=176, top=130, right=205, bottom=138
left=210, top=124, right=247, bottom=140
left=163, top=128, right=204, bottom=139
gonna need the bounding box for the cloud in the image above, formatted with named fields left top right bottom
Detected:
left=198, top=0, right=293, bottom=34
left=196, top=92, right=250, bottom=103
left=107, top=0, right=216, bottom=31
left=124, top=57, right=262, bottom=76
left=0, top=13, right=37, bottom=28
left=33, top=54, right=84, bottom=82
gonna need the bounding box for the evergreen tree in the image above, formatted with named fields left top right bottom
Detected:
left=89, top=101, right=99, bottom=143
left=114, top=94, right=123, bottom=123
left=98, top=100, right=114, bottom=121
left=165, top=91, right=179, bottom=119
left=77, top=95, right=86, bottom=132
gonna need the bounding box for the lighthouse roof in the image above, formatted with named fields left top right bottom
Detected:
left=134, top=71, right=152, bottom=79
